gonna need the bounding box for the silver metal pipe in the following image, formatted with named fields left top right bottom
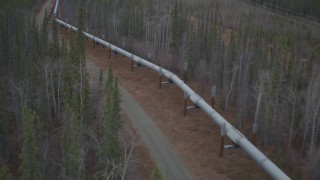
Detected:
left=53, top=1, right=290, bottom=178
left=53, top=0, right=59, bottom=17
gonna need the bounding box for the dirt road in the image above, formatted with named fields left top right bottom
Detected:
left=120, top=86, right=191, bottom=180
left=35, top=0, right=55, bottom=26
left=86, top=61, right=192, bottom=180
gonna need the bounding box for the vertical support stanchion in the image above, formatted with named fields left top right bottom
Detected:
left=183, top=61, right=188, bottom=83
left=131, top=54, right=134, bottom=72
left=131, top=60, right=134, bottom=72
left=184, top=99, right=187, bottom=116
left=252, top=123, right=258, bottom=145
left=184, top=91, right=188, bottom=117
left=109, top=47, right=112, bottom=59
left=159, top=76, right=162, bottom=89
left=65, top=19, right=69, bottom=34
left=102, top=34, right=105, bottom=48
left=220, top=122, right=226, bottom=158
left=64, top=19, right=68, bottom=34
left=93, top=37, right=96, bottom=49
left=159, top=67, right=163, bottom=90
left=211, top=85, right=217, bottom=108
left=99, top=68, right=103, bottom=84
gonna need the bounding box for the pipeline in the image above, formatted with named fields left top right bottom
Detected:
left=53, top=1, right=290, bottom=179
left=53, top=0, right=59, bottom=17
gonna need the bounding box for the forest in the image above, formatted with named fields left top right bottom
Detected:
left=0, top=0, right=130, bottom=179
left=248, top=0, right=320, bottom=19
left=60, top=0, right=320, bottom=179
left=1, top=0, right=320, bottom=179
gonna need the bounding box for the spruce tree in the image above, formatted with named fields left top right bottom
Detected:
left=186, top=30, right=195, bottom=76
left=0, top=68, right=6, bottom=157
left=0, top=165, right=10, bottom=180
left=62, top=41, right=77, bottom=107
left=19, top=106, right=41, bottom=180
left=76, top=1, right=85, bottom=57
left=40, top=8, right=48, bottom=59
left=61, top=103, right=83, bottom=179
left=76, top=1, right=92, bottom=127
left=50, top=20, right=60, bottom=61
left=206, top=10, right=218, bottom=64
left=111, top=78, right=121, bottom=134
left=270, top=61, right=282, bottom=99
left=82, top=74, right=92, bottom=127
left=97, top=66, right=122, bottom=179
left=170, top=0, right=181, bottom=55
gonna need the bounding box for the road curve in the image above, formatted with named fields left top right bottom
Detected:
left=35, top=0, right=55, bottom=27
left=86, top=61, right=192, bottom=180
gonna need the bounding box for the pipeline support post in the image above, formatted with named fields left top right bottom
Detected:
left=131, top=60, right=134, bottom=72
left=211, top=85, right=217, bottom=108
left=99, top=68, right=103, bottom=83
left=252, top=123, right=258, bottom=145
left=131, top=54, right=134, bottom=72
left=93, top=37, right=96, bottom=49
left=102, top=34, right=105, bottom=48
left=183, top=61, right=188, bottom=83
left=159, top=67, right=173, bottom=89
left=159, top=67, right=163, bottom=89
left=220, top=123, right=226, bottom=158
left=131, top=55, right=143, bottom=72
left=184, top=91, right=188, bottom=116
left=65, top=19, right=68, bottom=34
left=183, top=92, right=200, bottom=116
left=159, top=76, right=162, bottom=89
left=65, top=26, right=68, bottom=34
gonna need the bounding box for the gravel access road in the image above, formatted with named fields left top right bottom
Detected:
left=86, top=61, right=192, bottom=180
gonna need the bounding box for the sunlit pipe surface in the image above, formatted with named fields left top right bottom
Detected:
left=53, top=2, right=290, bottom=179
left=53, top=0, right=59, bottom=17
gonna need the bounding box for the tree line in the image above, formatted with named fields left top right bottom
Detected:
left=61, top=0, right=320, bottom=178
left=249, top=0, right=320, bottom=19
left=0, top=0, right=130, bottom=179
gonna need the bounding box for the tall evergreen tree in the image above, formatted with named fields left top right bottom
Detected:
left=61, top=103, right=83, bottom=179
left=170, top=0, right=181, bottom=55
left=186, top=30, right=195, bottom=75
left=76, top=1, right=92, bottom=127
left=206, top=10, right=218, bottom=64
left=82, top=74, right=92, bottom=127
left=50, top=20, right=60, bottom=61
left=97, top=66, right=122, bottom=179
left=19, top=106, right=40, bottom=180
left=0, top=61, right=7, bottom=158
left=62, top=41, right=77, bottom=106
left=0, top=165, right=10, bottom=180
left=39, top=8, right=48, bottom=59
